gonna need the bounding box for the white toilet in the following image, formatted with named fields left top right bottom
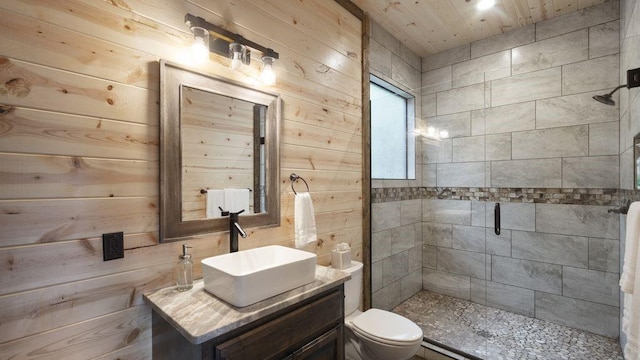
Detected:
left=342, top=261, right=423, bottom=360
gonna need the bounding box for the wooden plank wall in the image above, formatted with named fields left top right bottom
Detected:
left=0, top=0, right=363, bottom=358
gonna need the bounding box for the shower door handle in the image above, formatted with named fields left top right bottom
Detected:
left=494, top=203, right=501, bottom=235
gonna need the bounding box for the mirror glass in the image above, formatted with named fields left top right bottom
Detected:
left=160, top=60, right=280, bottom=242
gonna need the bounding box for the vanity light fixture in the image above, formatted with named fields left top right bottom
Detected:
left=185, top=14, right=280, bottom=85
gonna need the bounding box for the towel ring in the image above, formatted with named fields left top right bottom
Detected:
left=290, top=173, right=310, bottom=195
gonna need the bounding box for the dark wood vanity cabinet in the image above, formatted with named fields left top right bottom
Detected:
left=152, top=286, right=345, bottom=360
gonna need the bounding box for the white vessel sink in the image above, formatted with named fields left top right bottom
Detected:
left=201, top=245, right=317, bottom=307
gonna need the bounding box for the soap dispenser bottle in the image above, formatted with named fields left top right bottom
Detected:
left=176, top=244, right=193, bottom=291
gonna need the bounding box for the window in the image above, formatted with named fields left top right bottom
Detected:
left=370, top=76, right=415, bottom=179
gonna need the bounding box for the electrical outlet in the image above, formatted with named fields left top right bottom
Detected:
left=628, top=68, right=640, bottom=89
left=103, top=232, right=124, bottom=261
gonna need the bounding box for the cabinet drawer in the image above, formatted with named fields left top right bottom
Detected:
left=215, top=290, right=343, bottom=360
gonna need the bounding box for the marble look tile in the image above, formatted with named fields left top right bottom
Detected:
left=491, top=159, right=563, bottom=188
left=400, top=43, right=421, bottom=71
left=536, top=204, right=619, bottom=239
left=473, top=102, right=536, bottom=135
left=491, top=67, right=561, bottom=107
left=437, top=248, right=486, bottom=279
left=590, top=20, right=621, bottom=58
left=590, top=238, right=620, bottom=273
left=423, top=269, right=471, bottom=300
left=511, top=231, right=589, bottom=268
left=512, top=125, right=588, bottom=159
left=400, top=269, right=423, bottom=302
left=471, top=26, right=535, bottom=58
left=373, top=280, right=401, bottom=311
left=409, top=246, right=422, bottom=273
left=370, top=20, right=400, bottom=54
left=535, top=0, right=620, bottom=41
left=372, top=201, right=401, bottom=232
left=492, top=256, right=562, bottom=294
left=621, top=147, right=634, bottom=191
left=563, top=267, right=620, bottom=306
left=452, top=136, right=484, bottom=162
left=383, top=251, right=409, bottom=286
left=437, top=162, right=486, bottom=187
left=562, top=54, right=620, bottom=95
left=423, top=137, right=452, bottom=164
left=422, top=66, right=452, bottom=95
left=452, top=225, right=486, bottom=253
left=471, top=200, right=486, bottom=227
left=536, top=91, right=619, bottom=129
left=486, top=133, right=511, bottom=161
left=372, top=260, right=383, bottom=292
left=372, top=229, right=392, bottom=262
left=562, top=155, right=620, bottom=188
left=452, top=50, right=511, bottom=88
left=423, top=245, right=437, bottom=269
left=423, top=222, right=453, bottom=247
left=426, top=112, right=471, bottom=139
left=470, top=278, right=486, bottom=304
left=391, top=224, right=418, bottom=255
left=400, top=199, right=422, bottom=226
left=421, top=93, right=437, bottom=118
left=486, top=202, right=536, bottom=232
left=535, top=292, right=619, bottom=338
left=437, top=83, right=485, bottom=115
left=590, top=122, right=619, bottom=156
left=369, top=39, right=392, bottom=79
left=422, top=44, right=471, bottom=72
left=392, top=56, right=420, bottom=92
left=512, top=30, right=588, bottom=75
left=422, top=163, right=437, bottom=187
left=486, top=281, right=535, bottom=317
left=423, top=199, right=471, bottom=225
left=486, top=228, right=512, bottom=257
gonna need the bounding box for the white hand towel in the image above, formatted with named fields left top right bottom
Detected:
left=621, top=201, right=640, bottom=360
left=224, top=188, right=250, bottom=213
left=295, top=192, right=317, bottom=248
left=205, top=189, right=225, bottom=218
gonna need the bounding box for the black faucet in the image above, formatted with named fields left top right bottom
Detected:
left=229, top=209, right=247, bottom=253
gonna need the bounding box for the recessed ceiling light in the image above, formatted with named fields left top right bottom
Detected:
left=477, top=0, right=496, bottom=10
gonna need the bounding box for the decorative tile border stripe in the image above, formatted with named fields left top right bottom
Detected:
left=372, top=187, right=630, bottom=206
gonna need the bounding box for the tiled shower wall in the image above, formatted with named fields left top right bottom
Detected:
left=368, top=20, right=425, bottom=311
left=419, top=0, right=622, bottom=338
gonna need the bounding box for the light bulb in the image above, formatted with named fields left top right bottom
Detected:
left=190, top=27, right=209, bottom=64
left=231, top=51, right=243, bottom=70
left=229, top=43, right=246, bottom=70
left=261, top=56, right=276, bottom=85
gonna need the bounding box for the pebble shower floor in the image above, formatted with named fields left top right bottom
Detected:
left=393, top=291, right=624, bottom=360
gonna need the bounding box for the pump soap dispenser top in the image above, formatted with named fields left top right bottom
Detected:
left=176, top=244, right=193, bottom=291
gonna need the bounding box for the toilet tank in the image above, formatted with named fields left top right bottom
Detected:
left=342, top=261, right=363, bottom=315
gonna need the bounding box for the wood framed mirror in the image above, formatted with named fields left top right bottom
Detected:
left=160, top=60, right=280, bottom=242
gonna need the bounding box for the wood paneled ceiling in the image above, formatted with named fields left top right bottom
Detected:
left=351, top=0, right=608, bottom=57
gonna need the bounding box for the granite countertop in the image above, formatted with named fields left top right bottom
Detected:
left=143, top=265, right=350, bottom=345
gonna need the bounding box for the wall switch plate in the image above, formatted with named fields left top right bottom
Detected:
left=103, top=232, right=124, bottom=261
left=628, top=68, right=640, bottom=88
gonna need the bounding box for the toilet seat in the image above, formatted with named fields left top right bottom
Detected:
left=350, top=309, right=423, bottom=346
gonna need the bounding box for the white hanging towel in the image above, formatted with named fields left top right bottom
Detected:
left=295, top=192, right=317, bottom=248
left=621, top=201, right=640, bottom=360
left=205, top=189, right=225, bottom=218
left=224, top=188, right=250, bottom=213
